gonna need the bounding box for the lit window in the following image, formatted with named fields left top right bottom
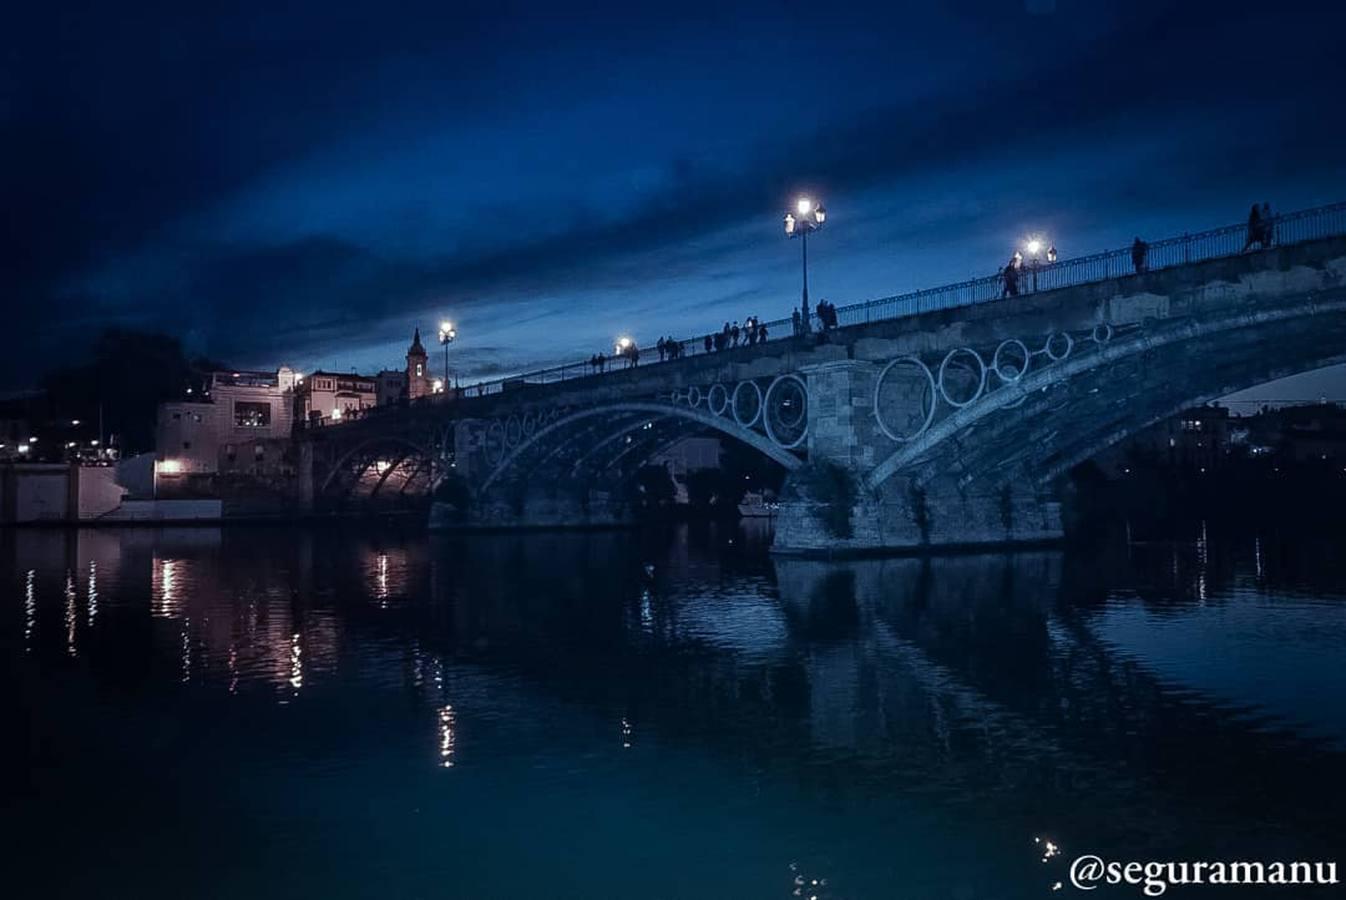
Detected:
left=235, top=401, right=271, bottom=427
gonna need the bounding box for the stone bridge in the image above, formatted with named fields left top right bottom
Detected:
left=301, top=234, right=1346, bottom=553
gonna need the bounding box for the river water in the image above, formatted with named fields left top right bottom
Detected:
left=3, top=523, right=1344, bottom=898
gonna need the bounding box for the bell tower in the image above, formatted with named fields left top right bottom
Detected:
left=406, top=327, right=430, bottom=399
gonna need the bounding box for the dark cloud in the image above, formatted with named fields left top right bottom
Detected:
left=3, top=1, right=1345, bottom=387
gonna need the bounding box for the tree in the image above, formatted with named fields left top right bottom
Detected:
left=41, top=328, right=226, bottom=454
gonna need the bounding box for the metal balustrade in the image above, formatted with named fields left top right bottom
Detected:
left=429, top=200, right=1346, bottom=401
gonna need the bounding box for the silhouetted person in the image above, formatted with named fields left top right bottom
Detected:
left=656, top=337, right=666, bottom=362
left=791, top=309, right=802, bottom=335
left=1260, top=202, right=1273, bottom=248
left=1002, top=257, right=1020, bottom=298
left=758, top=323, right=768, bottom=343
left=1131, top=237, right=1149, bottom=273
left=704, top=334, right=713, bottom=354
left=1243, top=203, right=1262, bottom=252
left=731, top=321, right=741, bottom=346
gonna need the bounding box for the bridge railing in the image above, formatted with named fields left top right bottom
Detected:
left=442, top=200, right=1346, bottom=400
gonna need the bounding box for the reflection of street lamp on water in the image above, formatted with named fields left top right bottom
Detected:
left=784, top=196, right=826, bottom=332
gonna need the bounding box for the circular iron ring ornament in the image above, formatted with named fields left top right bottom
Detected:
left=505, top=416, right=522, bottom=446
left=937, top=347, right=987, bottom=408
left=732, top=380, right=764, bottom=428
left=1092, top=322, right=1113, bottom=344
left=873, top=356, right=937, bottom=443
left=763, top=374, right=809, bottom=450
left=669, top=389, right=683, bottom=403
left=707, top=383, right=729, bottom=416
left=1044, top=331, right=1074, bottom=361
left=992, top=339, right=1031, bottom=384
left=521, top=412, right=537, bottom=437
left=685, top=385, right=703, bottom=408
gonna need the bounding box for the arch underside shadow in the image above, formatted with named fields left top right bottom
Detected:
left=318, top=435, right=441, bottom=502
left=478, top=401, right=804, bottom=495
left=866, top=294, right=1346, bottom=494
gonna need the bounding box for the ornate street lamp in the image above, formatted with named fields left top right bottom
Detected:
left=784, top=196, right=826, bottom=333
left=1023, top=237, right=1055, bottom=291
left=437, top=320, right=456, bottom=395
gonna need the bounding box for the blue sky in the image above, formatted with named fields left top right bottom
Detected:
left=4, top=0, right=1344, bottom=396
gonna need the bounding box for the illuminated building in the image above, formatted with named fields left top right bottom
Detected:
left=155, top=367, right=298, bottom=479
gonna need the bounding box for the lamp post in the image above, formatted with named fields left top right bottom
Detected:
left=1023, top=237, right=1055, bottom=292
left=437, top=321, right=456, bottom=396
left=784, top=196, right=826, bottom=333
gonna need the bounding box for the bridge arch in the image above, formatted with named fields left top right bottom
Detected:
left=478, top=400, right=805, bottom=493
left=319, top=435, right=440, bottom=498
left=863, top=292, right=1346, bottom=493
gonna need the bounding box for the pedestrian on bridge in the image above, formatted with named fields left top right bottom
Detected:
left=792, top=309, right=802, bottom=336
left=1243, top=203, right=1263, bottom=252
left=1001, top=256, right=1021, bottom=298
left=703, top=334, right=713, bottom=354
left=1131, top=237, right=1149, bottom=273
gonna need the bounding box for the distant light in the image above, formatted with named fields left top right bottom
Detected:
left=66, top=441, right=76, bottom=448
left=71, top=419, right=81, bottom=426
left=28, top=436, right=37, bottom=444
left=615, top=336, right=632, bottom=350
left=18, top=444, right=30, bottom=454
left=432, top=378, right=445, bottom=394
left=158, top=459, right=182, bottom=474
left=796, top=197, right=813, bottom=215
left=91, top=440, right=100, bottom=446
left=1026, top=239, right=1042, bottom=256
left=331, top=408, right=343, bottom=421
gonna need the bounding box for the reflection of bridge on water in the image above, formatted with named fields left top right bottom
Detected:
left=303, top=204, right=1346, bottom=553
left=322, top=531, right=1346, bottom=853
left=19, top=525, right=1344, bottom=863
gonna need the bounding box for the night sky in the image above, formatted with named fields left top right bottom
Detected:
left=5, top=0, right=1345, bottom=398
